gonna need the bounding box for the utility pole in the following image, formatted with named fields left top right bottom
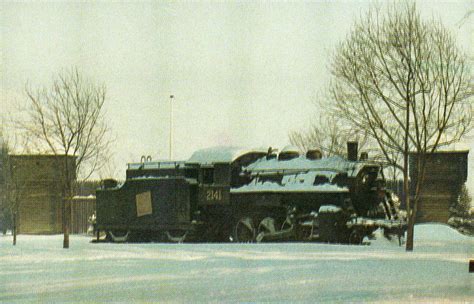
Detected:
left=169, top=95, right=174, bottom=160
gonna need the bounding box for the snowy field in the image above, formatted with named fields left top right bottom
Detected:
left=1, top=224, right=473, bottom=303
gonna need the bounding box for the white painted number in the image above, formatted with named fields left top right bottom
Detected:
left=206, top=189, right=222, bottom=201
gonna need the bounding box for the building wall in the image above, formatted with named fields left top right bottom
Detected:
left=0, top=143, right=9, bottom=231
left=0, top=144, right=6, bottom=186
left=0, top=144, right=6, bottom=203
left=410, top=151, right=469, bottom=223
left=10, top=155, right=76, bottom=234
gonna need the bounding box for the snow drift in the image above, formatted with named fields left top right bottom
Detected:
left=1, top=223, right=472, bottom=303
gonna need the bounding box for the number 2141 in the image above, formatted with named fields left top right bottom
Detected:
left=206, top=189, right=222, bottom=201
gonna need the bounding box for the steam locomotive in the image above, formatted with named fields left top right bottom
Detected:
left=95, top=142, right=406, bottom=244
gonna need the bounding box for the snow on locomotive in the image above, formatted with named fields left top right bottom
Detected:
left=95, top=142, right=406, bottom=243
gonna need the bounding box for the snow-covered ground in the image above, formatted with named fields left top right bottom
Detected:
left=1, top=224, right=473, bottom=303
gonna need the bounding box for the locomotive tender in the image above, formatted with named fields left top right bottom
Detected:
left=96, top=142, right=405, bottom=244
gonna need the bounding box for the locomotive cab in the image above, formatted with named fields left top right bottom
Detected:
left=186, top=147, right=268, bottom=209
left=351, top=165, right=387, bottom=217
left=186, top=147, right=268, bottom=241
left=197, top=163, right=231, bottom=206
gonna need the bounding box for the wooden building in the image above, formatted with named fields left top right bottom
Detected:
left=10, top=155, right=76, bottom=234
left=410, top=151, right=469, bottom=223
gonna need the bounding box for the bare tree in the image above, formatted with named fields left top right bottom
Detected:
left=328, top=3, right=473, bottom=251
left=5, top=161, right=26, bottom=246
left=289, top=107, right=405, bottom=185
left=19, top=68, right=112, bottom=248
left=289, top=113, right=366, bottom=157
left=0, top=129, right=25, bottom=245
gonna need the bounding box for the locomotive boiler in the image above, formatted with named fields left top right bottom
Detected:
left=95, top=142, right=406, bottom=244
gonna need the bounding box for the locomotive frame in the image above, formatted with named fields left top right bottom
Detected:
left=95, top=143, right=406, bottom=244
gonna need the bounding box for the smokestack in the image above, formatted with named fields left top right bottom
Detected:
left=347, top=141, right=358, bottom=161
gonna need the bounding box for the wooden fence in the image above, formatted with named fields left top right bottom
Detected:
left=71, top=195, right=96, bottom=234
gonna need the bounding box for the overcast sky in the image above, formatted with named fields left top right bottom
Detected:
left=1, top=1, right=472, bottom=179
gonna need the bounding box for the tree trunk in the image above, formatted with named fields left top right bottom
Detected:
left=406, top=197, right=418, bottom=251
left=404, top=91, right=413, bottom=251
left=13, top=212, right=17, bottom=246
left=404, top=164, right=414, bottom=251
left=63, top=199, right=70, bottom=249
left=406, top=214, right=414, bottom=251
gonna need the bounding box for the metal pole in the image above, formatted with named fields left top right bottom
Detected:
left=169, top=95, right=174, bottom=160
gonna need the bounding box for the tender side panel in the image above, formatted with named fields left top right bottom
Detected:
left=96, top=178, right=192, bottom=232
left=96, top=188, right=128, bottom=229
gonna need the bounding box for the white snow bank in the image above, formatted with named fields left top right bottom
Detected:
left=413, top=223, right=473, bottom=242
left=369, top=223, right=473, bottom=248
left=368, top=228, right=403, bottom=247
left=1, top=233, right=472, bottom=303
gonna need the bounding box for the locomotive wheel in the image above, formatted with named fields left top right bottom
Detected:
left=233, top=217, right=256, bottom=243
left=258, top=217, right=277, bottom=234
left=109, top=230, right=130, bottom=242
left=279, top=219, right=297, bottom=241
left=280, top=219, right=292, bottom=231
left=349, top=229, right=363, bottom=245
left=256, top=217, right=277, bottom=242
left=165, top=230, right=188, bottom=243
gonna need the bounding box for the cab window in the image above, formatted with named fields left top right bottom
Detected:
left=202, top=168, right=214, bottom=184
